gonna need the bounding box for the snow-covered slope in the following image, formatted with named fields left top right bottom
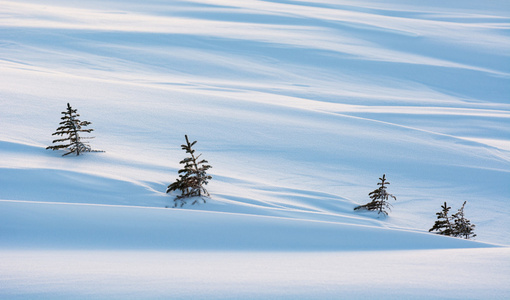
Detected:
left=1, top=0, right=509, bottom=299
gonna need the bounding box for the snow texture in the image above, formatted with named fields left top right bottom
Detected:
left=1, top=0, right=509, bottom=299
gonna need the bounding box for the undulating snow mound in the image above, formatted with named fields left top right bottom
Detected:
left=1, top=200, right=494, bottom=251
left=0, top=0, right=509, bottom=298
left=1, top=0, right=508, bottom=245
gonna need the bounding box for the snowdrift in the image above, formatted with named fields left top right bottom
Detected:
left=1, top=0, right=509, bottom=298
left=1, top=200, right=494, bottom=251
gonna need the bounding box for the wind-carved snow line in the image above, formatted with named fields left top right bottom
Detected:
left=1, top=1, right=507, bottom=75
left=210, top=88, right=510, bottom=158
left=188, top=0, right=510, bottom=52
left=327, top=112, right=510, bottom=164
left=0, top=198, right=388, bottom=230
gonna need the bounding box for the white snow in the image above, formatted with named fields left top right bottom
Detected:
left=2, top=248, right=509, bottom=300
left=1, top=0, right=509, bottom=299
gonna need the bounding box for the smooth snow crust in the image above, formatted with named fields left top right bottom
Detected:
left=0, top=0, right=509, bottom=299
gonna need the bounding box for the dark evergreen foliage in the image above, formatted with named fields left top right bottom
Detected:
left=46, top=103, right=101, bottom=156
left=354, top=174, right=396, bottom=216
left=451, top=201, right=476, bottom=239
left=429, top=201, right=476, bottom=239
left=166, top=135, right=212, bottom=207
left=428, top=202, right=454, bottom=236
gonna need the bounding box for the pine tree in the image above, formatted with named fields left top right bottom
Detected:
left=451, top=201, right=476, bottom=239
left=46, top=103, right=101, bottom=156
left=429, top=201, right=476, bottom=239
left=354, top=174, right=396, bottom=216
left=166, top=135, right=212, bottom=207
left=428, top=202, right=454, bottom=236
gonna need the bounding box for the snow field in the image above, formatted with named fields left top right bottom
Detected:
left=1, top=0, right=509, bottom=298
left=1, top=248, right=509, bottom=300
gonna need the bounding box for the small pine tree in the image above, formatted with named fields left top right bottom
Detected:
left=46, top=103, right=101, bottom=156
left=354, top=174, right=396, bottom=216
left=428, top=202, right=454, bottom=236
left=166, top=135, right=212, bottom=207
left=451, top=201, right=476, bottom=239
left=429, top=201, right=476, bottom=239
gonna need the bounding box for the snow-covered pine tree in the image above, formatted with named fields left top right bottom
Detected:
left=46, top=103, right=102, bottom=156
left=429, top=201, right=476, bottom=239
left=428, top=202, right=454, bottom=236
left=166, top=135, right=212, bottom=207
left=354, top=174, right=396, bottom=216
left=451, top=201, right=476, bottom=239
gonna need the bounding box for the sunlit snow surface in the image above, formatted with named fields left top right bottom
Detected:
left=0, top=0, right=509, bottom=299
left=1, top=249, right=509, bottom=300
